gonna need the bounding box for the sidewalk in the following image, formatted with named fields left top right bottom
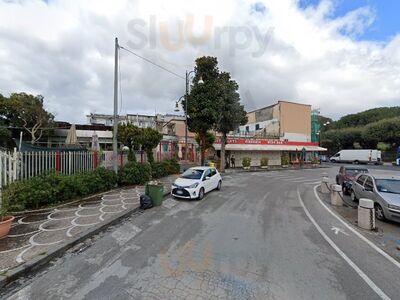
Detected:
left=0, top=175, right=178, bottom=287
left=317, top=186, right=400, bottom=262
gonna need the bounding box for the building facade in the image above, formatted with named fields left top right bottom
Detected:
left=214, top=100, right=326, bottom=167
left=87, top=113, right=199, bottom=162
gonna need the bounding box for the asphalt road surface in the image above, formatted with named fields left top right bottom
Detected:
left=3, top=167, right=400, bottom=299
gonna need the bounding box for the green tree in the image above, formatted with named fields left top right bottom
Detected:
left=140, top=127, right=163, bottom=163
left=318, top=115, right=333, bottom=132
left=195, top=131, right=215, bottom=154
left=185, top=56, right=221, bottom=165
left=117, top=123, right=142, bottom=161
left=362, top=117, right=400, bottom=148
left=0, top=93, right=54, bottom=144
left=215, top=72, right=247, bottom=172
left=334, top=107, right=400, bottom=129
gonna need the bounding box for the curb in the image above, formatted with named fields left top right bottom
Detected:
left=0, top=190, right=171, bottom=291
left=224, top=166, right=329, bottom=174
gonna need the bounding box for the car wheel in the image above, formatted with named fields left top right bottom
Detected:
left=331, top=159, right=336, bottom=163
left=353, top=160, right=359, bottom=165
left=198, top=188, right=205, bottom=200
left=216, top=180, right=222, bottom=190
left=375, top=204, right=386, bottom=221
left=350, top=191, right=358, bottom=202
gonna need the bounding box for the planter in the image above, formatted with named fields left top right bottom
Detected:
left=243, top=166, right=251, bottom=170
left=281, top=165, right=289, bottom=168
left=261, top=166, right=269, bottom=169
left=0, top=215, right=15, bottom=239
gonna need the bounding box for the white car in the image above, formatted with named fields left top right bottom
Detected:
left=171, top=166, right=222, bottom=200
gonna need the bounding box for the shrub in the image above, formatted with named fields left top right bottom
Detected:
left=281, top=154, right=290, bottom=166
left=118, top=161, right=151, bottom=185
left=162, top=158, right=180, bottom=174
left=151, top=162, right=168, bottom=179
left=260, top=157, right=269, bottom=167
left=2, top=168, right=117, bottom=212
left=242, top=157, right=251, bottom=168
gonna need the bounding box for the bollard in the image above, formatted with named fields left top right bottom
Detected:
left=321, top=177, right=330, bottom=194
left=330, top=184, right=343, bottom=206
left=358, top=198, right=375, bottom=230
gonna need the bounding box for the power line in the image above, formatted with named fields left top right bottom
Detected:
left=119, top=46, right=185, bottom=80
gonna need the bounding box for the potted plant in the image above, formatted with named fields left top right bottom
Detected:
left=311, top=157, right=319, bottom=167
left=242, top=157, right=251, bottom=170
left=281, top=154, right=289, bottom=168
left=260, top=157, right=269, bottom=169
left=0, top=205, right=14, bottom=239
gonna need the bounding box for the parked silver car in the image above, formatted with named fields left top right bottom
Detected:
left=351, top=173, right=400, bottom=223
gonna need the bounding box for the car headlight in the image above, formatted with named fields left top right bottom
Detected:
left=388, top=204, right=400, bottom=211
left=188, top=183, right=199, bottom=189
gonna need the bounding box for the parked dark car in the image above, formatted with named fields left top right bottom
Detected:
left=336, top=166, right=369, bottom=195
left=351, top=174, right=400, bottom=223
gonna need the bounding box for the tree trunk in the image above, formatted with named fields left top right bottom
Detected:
left=200, top=133, right=206, bottom=166
left=220, top=133, right=226, bottom=173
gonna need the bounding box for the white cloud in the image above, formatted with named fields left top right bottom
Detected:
left=0, top=0, right=399, bottom=122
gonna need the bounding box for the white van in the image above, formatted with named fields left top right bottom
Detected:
left=330, top=149, right=381, bottom=164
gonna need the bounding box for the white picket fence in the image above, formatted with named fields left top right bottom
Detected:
left=0, top=149, right=99, bottom=207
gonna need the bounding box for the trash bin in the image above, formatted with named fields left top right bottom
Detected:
left=145, top=182, right=164, bottom=206
left=209, top=161, right=215, bottom=168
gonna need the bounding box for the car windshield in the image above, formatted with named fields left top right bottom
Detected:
left=345, top=169, right=368, bottom=176
left=181, top=169, right=204, bottom=180
left=376, top=179, right=400, bottom=194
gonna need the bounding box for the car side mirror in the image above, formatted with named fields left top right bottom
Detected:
left=204, top=176, right=210, bottom=181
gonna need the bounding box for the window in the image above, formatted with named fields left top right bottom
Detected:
left=356, top=175, right=366, bottom=185
left=203, top=169, right=211, bottom=180
left=210, top=168, right=217, bottom=177
left=181, top=169, right=204, bottom=180
left=364, top=177, right=374, bottom=191
left=255, top=124, right=260, bottom=130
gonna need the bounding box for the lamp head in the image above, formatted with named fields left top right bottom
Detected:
left=174, top=102, right=180, bottom=112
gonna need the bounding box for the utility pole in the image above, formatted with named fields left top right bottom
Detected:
left=113, top=37, right=119, bottom=173
left=184, top=71, right=188, bottom=162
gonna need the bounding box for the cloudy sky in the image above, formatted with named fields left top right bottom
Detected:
left=1, top=0, right=400, bottom=123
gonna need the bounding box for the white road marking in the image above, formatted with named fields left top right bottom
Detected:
left=292, top=178, right=320, bottom=183
left=331, top=226, right=349, bottom=236
left=313, top=185, right=400, bottom=270
left=297, top=190, right=390, bottom=300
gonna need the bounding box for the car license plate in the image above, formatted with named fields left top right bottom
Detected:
left=177, top=190, right=183, bottom=195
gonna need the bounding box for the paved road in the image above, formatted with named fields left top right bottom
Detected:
left=3, top=168, right=400, bottom=299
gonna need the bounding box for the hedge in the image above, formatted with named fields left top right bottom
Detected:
left=118, top=161, right=152, bottom=185
left=119, top=159, right=180, bottom=184
left=3, top=159, right=181, bottom=212
left=3, top=167, right=117, bottom=211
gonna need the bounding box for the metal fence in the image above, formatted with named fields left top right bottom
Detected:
left=0, top=149, right=99, bottom=188
left=0, top=149, right=100, bottom=207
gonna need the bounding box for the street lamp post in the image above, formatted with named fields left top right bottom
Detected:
left=175, top=70, right=203, bottom=162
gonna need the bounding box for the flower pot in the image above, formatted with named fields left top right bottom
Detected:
left=0, top=215, right=15, bottom=239
left=282, top=165, right=289, bottom=168
left=261, top=166, right=269, bottom=169
left=243, top=166, right=250, bottom=170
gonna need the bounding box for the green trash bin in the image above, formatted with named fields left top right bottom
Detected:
left=145, top=183, right=164, bottom=206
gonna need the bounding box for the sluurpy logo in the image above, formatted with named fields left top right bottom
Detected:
left=127, top=15, right=274, bottom=58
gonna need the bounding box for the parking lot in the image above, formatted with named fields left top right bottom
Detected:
left=2, top=165, right=400, bottom=299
